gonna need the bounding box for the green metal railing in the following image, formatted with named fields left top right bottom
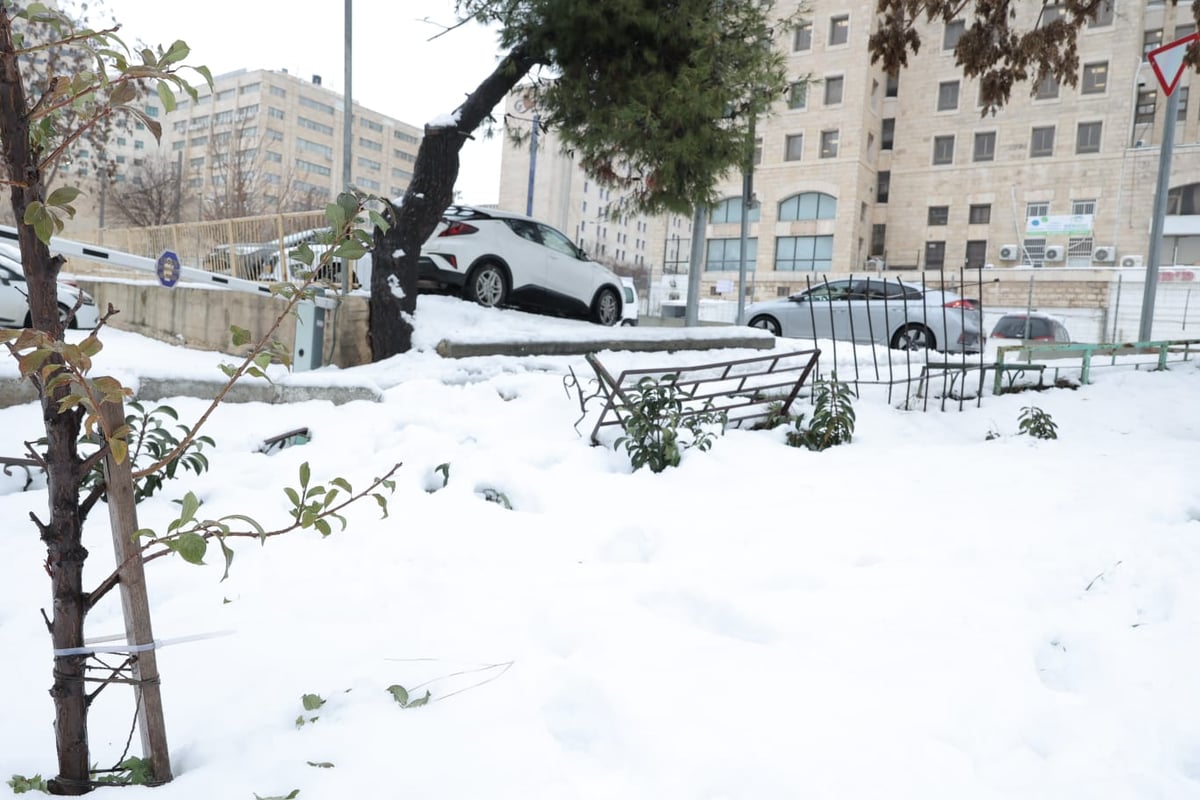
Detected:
left=993, top=338, right=1200, bottom=393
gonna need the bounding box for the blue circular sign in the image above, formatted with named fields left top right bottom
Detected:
left=156, top=250, right=181, bottom=287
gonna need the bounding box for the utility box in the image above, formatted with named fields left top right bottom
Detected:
left=292, top=293, right=326, bottom=371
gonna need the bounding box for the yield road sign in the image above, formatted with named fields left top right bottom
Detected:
left=1148, top=33, right=1199, bottom=96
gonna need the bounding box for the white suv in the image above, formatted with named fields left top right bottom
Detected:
left=419, top=206, right=624, bottom=325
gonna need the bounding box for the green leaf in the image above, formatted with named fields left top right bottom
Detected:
left=229, top=325, right=251, bottom=346
left=301, top=693, right=325, bottom=711
left=178, top=491, right=201, bottom=524
left=218, top=538, right=234, bottom=582
left=169, top=531, right=207, bottom=565
left=155, top=81, right=176, bottom=112
left=386, top=684, right=409, bottom=706
left=299, top=462, right=311, bottom=487
left=160, top=39, right=190, bottom=65
left=47, top=186, right=82, bottom=207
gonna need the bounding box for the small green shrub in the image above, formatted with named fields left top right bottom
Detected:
left=786, top=372, right=856, bottom=451
left=615, top=375, right=727, bottom=473
left=1018, top=406, right=1058, bottom=440
left=7, top=774, right=48, bottom=794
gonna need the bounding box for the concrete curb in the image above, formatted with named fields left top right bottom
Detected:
left=435, top=335, right=774, bottom=358
left=0, top=377, right=382, bottom=410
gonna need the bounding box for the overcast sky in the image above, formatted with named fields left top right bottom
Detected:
left=98, top=0, right=508, bottom=204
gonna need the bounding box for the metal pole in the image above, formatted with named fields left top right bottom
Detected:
left=526, top=114, right=539, bottom=216
left=685, top=205, right=707, bottom=326
left=736, top=114, right=755, bottom=326
left=341, top=0, right=353, bottom=294
left=1138, top=88, right=1181, bottom=342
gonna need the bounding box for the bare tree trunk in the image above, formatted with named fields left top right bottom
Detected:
left=369, top=46, right=540, bottom=360
left=0, top=10, right=92, bottom=795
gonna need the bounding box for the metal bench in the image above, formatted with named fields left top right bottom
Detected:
left=583, top=348, right=821, bottom=445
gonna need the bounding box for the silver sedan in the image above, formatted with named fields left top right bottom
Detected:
left=746, top=277, right=983, bottom=353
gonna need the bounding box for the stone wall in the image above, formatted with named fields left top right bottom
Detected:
left=78, top=279, right=372, bottom=368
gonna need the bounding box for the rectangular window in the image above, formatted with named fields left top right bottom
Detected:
left=876, top=171, right=890, bottom=203
left=937, top=80, right=960, bottom=111
left=1144, top=29, right=1163, bottom=59
left=394, top=130, right=419, bottom=144
left=269, top=85, right=286, bottom=97
left=298, top=116, right=335, bottom=135
left=188, top=156, right=204, bottom=168
left=785, top=133, right=804, bottom=161
left=1088, top=0, right=1113, bottom=27
left=705, top=237, right=758, bottom=271
left=1178, top=86, right=1190, bottom=122
left=885, top=72, right=899, bottom=97
left=1027, top=202, right=1049, bottom=219
left=924, top=241, right=946, bottom=270
left=356, top=156, right=381, bottom=170
left=358, top=137, right=383, bottom=151
left=298, top=137, right=333, bottom=158
left=216, top=89, right=235, bottom=101
left=829, top=15, right=849, bottom=46
left=969, top=204, right=991, bottom=224
left=1030, top=125, right=1055, bottom=157
left=1072, top=199, right=1096, bottom=216
left=144, top=105, right=159, bottom=117
left=932, top=134, right=955, bottom=164
left=266, top=151, right=282, bottom=163
left=134, top=140, right=145, bottom=150
left=239, top=82, right=260, bottom=94
left=1035, top=75, right=1059, bottom=100
left=794, top=22, right=812, bottom=51
left=1176, top=23, right=1197, bottom=39
left=775, top=235, right=833, bottom=271
left=871, top=223, right=886, bottom=255
left=1082, top=62, right=1108, bottom=94
left=824, top=76, right=844, bottom=106
left=965, top=240, right=988, bottom=269
left=296, top=158, right=332, bottom=176
left=190, top=135, right=207, bottom=146
left=1076, top=121, right=1102, bottom=154
left=299, top=95, right=336, bottom=115
left=943, top=20, right=965, bottom=50
left=820, top=129, right=839, bottom=158
left=788, top=81, right=807, bottom=110
left=358, top=177, right=381, bottom=190
left=927, top=206, right=949, bottom=225
left=881, top=117, right=895, bottom=150
left=973, top=131, right=996, bottom=162
left=1135, top=88, right=1157, bottom=127
left=269, top=107, right=285, bottom=119
left=360, top=117, right=384, bottom=132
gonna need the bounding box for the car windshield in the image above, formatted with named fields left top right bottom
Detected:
left=993, top=316, right=1051, bottom=338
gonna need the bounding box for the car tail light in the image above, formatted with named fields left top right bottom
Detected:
left=944, top=299, right=974, bottom=309
left=438, top=221, right=478, bottom=237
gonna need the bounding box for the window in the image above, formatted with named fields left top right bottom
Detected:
left=1076, top=121, right=1102, bottom=154
left=296, top=158, right=332, bottom=176
left=1030, top=126, right=1055, bottom=157
left=943, top=20, right=965, bottom=50
left=881, top=118, right=895, bottom=150
left=794, top=22, right=812, bottom=51
left=937, top=80, right=960, bottom=111
left=1072, top=199, right=1095, bottom=217
left=965, top=241, right=988, bottom=269
left=871, top=224, right=886, bottom=255
left=824, top=76, right=844, bottom=106
left=188, top=156, right=204, bottom=168
left=1088, top=0, right=1113, bottom=27
left=785, top=133, right=804, bottom=161
left=1179, top=87, right=1190, bottom=122
left=299, top=116, right=334, bottom=135
left=754, top=137, right=762, bottom=166
left=299, top=96, right=336, bottom=115
left=134, top=140, right=145, bottom=150
left=1082, top=62, right=1108, bottom=94
left=357, top=156, right=381, bottom=170
left=1135, top=88, right=1157, bottom=127
left=1176, top=23, right=1197, bottom=39
left=298, top=137, right=333, bottom=158
left=705, top=238, right=757, bottom=271
left=116, top=136, right=127, bottom=146
left=820, top=130, right=839, bottom=158
left=969, top=204, right=991, bottom=224
left=1027, top=201, right=1049, bottom=219
left=144, top=105, right=159, bottom=117
left=885, top=72, right=899, bottom=97
left=711, top=196, right=761, bottom=223
left=266, top=151, right=282, bottom=163
left=269, top=85, right=286, bottom=98
left=829, top=15, right=849, bottom=46
left=359, top=137, right=383, bottom=151
left=216, top=89, right=235, bottom=101
left=876, top=171, right=890, bottom=203
left=269, top=107, right=285, bottom=119
left=973, top=131, right=996, bottom=162
left=360, top=117, right=384, bottom=132
left=358, top=177, right=381, bottom=191
left=778, top=192, right=837, bottom=221
left=394, top=130, right=419, bottom=144
left=1035, top=75, right=1059, bottom=100
left=391, top=167, right=413, bottom=180
left=924, top=241, right=946, bottom=269
left=189, top=135, right=207, bottom=146
left=927, top=206, right=949, bottom=225
left=775, top=235, right=833, bottom=271
left=239, top=82, right=260, bottom=94
left=932, top=134, right=955, bottom=164
left=1144, top=29, right=1163, bottom=59
left=788, top=81, right=807, bottom=110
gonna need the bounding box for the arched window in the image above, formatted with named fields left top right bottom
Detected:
left=778, top=192, right=837, bottom=221
left=710, top=196, right=760, bottom=223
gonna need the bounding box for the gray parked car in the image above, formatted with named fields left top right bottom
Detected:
left=746, top=277, right=983, bottom=352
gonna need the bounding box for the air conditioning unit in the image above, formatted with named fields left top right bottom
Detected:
left=1092, top=245, right=1116, bottom=263
left=1121, top=254, right=1144, bottom=268
left=1044, top=245, right=1066, bottom=262
left=998, top=244, right=1020, bottom=261
left=866, top=257, right=885, bottom=271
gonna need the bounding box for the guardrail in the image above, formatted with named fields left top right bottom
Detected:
left=994, top=338, right=1200, bottom=392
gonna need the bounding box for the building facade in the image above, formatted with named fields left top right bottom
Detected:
left=62, top=68, right=423, bottom=233
left=498, top=0, right=1200, bottom=300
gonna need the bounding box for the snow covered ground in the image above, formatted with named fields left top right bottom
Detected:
left=2, top=295, right=1199, bottom=799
